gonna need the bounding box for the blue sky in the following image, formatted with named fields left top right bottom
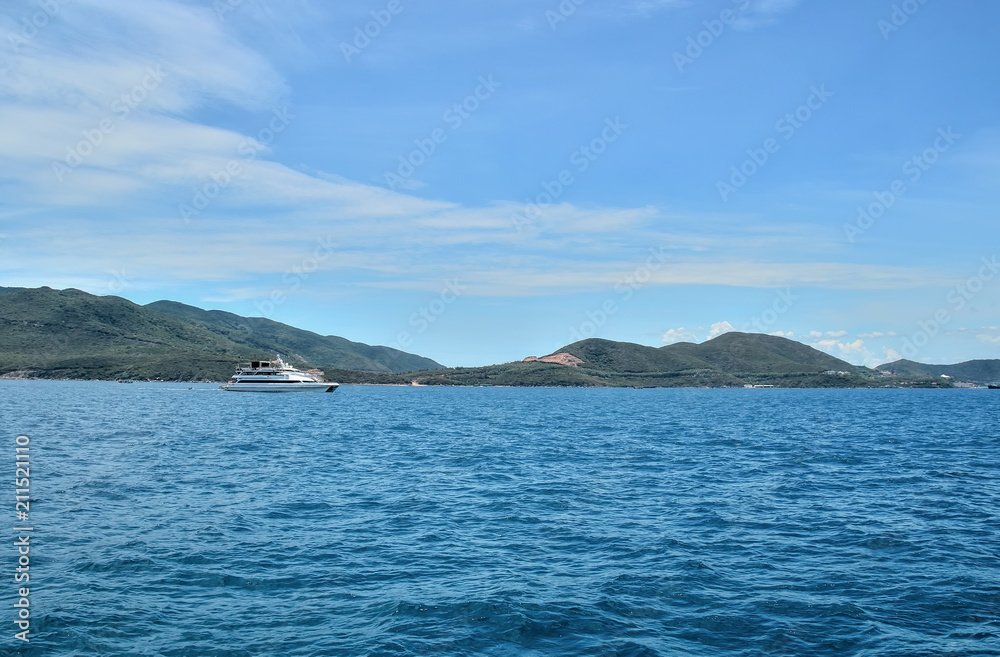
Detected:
left=1, top=0, right=998, bottom=367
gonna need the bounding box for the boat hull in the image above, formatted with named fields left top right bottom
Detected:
left=222, top=383, right=338, bottom=393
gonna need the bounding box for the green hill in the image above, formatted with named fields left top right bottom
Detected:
left=876, top=359, right=1000, bottom=384
left=672, top=332, right=863, bottom=375
left=558, top=333, right=864, bottom=381
left=377, top=333, right=919, bottom=389
left=145, top=300, right=442, bottom=374
left=558, top=338, right=712, bottom=373
left=0, top=287, right=969, bottom=387
left=0, top=287, right=442, bottom=380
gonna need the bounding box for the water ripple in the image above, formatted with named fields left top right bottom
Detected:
left=1, top=383, right=998, bottom=656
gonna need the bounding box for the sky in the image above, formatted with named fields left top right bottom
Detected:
left=1, top=0, right=998, bottom=368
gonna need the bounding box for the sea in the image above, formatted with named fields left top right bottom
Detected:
left=1, top=381, right=998, bottom=656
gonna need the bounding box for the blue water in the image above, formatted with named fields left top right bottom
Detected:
left=1, top=382, right=999, bottom=656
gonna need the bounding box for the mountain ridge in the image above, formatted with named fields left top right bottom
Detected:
left=398, top=333, right=875, bottom=388
left=0, top=286, right=992, bottom=387
left=0, top=286, right=442, bottom=380
left=876, top=358, right=1000, bottom=384
left=338, top=334, right=946, bottom=389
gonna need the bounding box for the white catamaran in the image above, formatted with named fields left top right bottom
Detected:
left=222, top=356, right=339, bottom=393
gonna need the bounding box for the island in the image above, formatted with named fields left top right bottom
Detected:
left=2, top=286, right=996, bottom=389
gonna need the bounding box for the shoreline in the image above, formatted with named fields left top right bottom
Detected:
left=0, top=377, right=984, bottom=390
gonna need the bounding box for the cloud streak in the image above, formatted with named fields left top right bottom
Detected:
left=0, top=6, right=945, bottom=305
left=731, top=0, right=800, bottom=30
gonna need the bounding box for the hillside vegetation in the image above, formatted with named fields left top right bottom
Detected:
left=0, top=287, right=441, bottom=380
left=877, top=359, right=1000, bottom=384
left=0, top=287, right=971, bottom=387
left=335, top=334, right=948, bottom=389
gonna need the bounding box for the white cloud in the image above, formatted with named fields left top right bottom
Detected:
left=0, top=0, right=975, bottom=310
left=826, top=330, right=848, bottom=338
left=708, top=321, right=735, bottom=339
left=627, top=0, right=690, bottom=16
left=753, top=0, right=799, bottom=13
left=662, top=327, right=699, bottom=344
left=811, top=338, right=890, bottom=368
left=838, top=339, right=866, bottom=354
left=0, top=0, right=285, bottom=112
left=972, top=326, right=1000, bottom=340
left=0, top=11, right=954, bottom=302
left=808, top=331, right=823, bottom=338
left=732, top=0, right=800, bottom=31
left=0, top=0, right=290, bottom=211
left=770, top=330, right=794, bottom=337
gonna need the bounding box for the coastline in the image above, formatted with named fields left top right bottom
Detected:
left=0, top=377, right=973, bottom=389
